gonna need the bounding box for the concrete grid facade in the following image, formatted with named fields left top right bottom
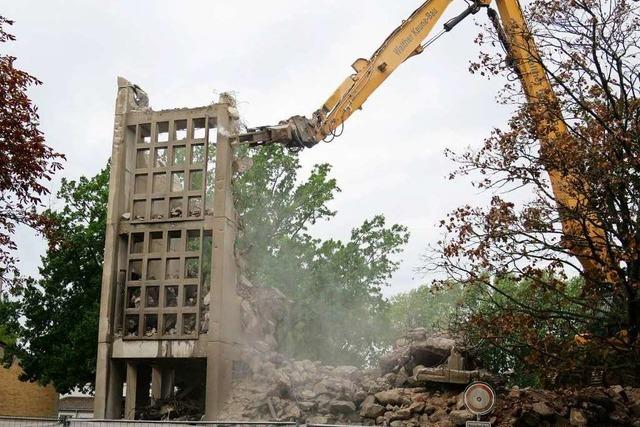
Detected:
left=93, top=78, right=242, bottom=420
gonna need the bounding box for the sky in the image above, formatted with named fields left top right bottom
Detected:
left=3, top=0, right=514, bottom=297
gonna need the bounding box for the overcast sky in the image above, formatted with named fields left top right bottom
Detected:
left=4, top=0, right=514, bottom=297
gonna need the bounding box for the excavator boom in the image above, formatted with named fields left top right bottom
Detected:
left=239, top=0, right=608, bottom=281
left=240, top=0, right=490, bottom=150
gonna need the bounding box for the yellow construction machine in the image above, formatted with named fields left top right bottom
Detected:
left=239, top=0, right=607, bottom=285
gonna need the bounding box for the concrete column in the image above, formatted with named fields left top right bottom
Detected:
left=104, top=359, right=124, bottom=419
left=161, top=368, right=175, bottom=399
left=124, top=362, right=138, bottom=420
left=151, top=365, right=163, bottom=403
left=150, top=364, right=174, bottom=403
left=205, top=95, right=241, bottom=420
left=136, top=365, right=151, bottom=412
left=95, top=77, right=146, bottom=419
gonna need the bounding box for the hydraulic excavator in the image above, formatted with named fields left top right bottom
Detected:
left=238, top=0, right=610, bottom=305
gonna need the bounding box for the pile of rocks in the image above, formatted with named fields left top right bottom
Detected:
left=228, top=271, right=640, bottom=425
left=219, top=325, right=640, bottom=426
left=219, top=327, right=486, bottom=425
left=220, top=340, right=486, bottom=426
left=496, top=385, right=640, bottom=426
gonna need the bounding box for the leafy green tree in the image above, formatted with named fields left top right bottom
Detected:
left=0, top=296, right=18, bottom=346
left=3, top=166, right=108, bottom=392
left=386, top=283, right=463, bottom=338
left=235, top=145, right=409, bottom=366
left=449, top=276, right=592, bottom=387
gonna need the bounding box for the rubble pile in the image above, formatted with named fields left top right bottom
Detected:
left=219, top=328, right=488, bottom=425
left=226, top=269, right=640, bottom=426
left=492, top=385, right=640, bottom=426
left=220, top=326, right=640, bottom=426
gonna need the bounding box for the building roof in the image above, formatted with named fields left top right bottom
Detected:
left=59, top=396, right=94, bottom=412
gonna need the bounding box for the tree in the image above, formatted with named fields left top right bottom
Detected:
left=386, top=283, right=463, bottom=338
left=3, top=166, right=108, bottom=392
left=429, top=0, right=640, bottom=385
left=235, top=145, right=409, bottom=366
left=0, top=16, right=64, bottom=291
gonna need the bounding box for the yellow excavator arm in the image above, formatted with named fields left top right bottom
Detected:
left=241, top=0, right=492, bottom=149
left=239, top=0, right=607, bottom=280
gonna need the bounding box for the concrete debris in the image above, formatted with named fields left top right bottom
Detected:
left=138, top=398, right=202, bottom=421
left=218, top=126, right=234, bottom=138
left=227, top=255, right=640, bottom=426
left=219, top=322, right=640, bottom=426
left=233, top=156, right=254, bottom=175
left=228, top=106, right=241, bottom=120
left=236, top=267, right=291, bottom=353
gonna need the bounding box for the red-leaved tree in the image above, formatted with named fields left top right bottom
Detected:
left=0, top=16, right=64, bottom=291
left=428, top=0, right=640, bottom=386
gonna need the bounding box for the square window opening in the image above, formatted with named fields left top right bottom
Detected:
left=182, top=313, right=197, bottom=336
left=185, top=257, right=199, bottom=279
left=170, top=197, right=184, bottom=218
left=147, top=259, right=162, bottom=281
left=154, top=148, right=167, bottom=168
left=184, top=285, right=198, bottom=307
left=171, top=172, right=185, bottom=192
left=149, top=231, right=163, bottom=253
left=193, top=118, right=206, bottom=140
left=157, top=122, right=169, bottom=143
left=186, top=230, right=201, bottom=252
left=189, top=170, right=203, bottom=191
left=126, top=314, right=140, bottom=337
left=146, top=286, right=159, bottom=308
left=191, top=144, right=205, bottom=164
left=163, top=313, right=178, bottom=336
left=207, top=118, right=217, bottom=144
left=129, top=260, right=142, bottom=281
left=130, top=233, right=144, bottom=254
left=175, top=120, right=188, bottom=141
left=188, top=196, right=202, bottom=218
left=167, top=230, right=181, bottom=252
left=151, top=199, right=166, bottom=220
left=166, top=259, right=180, bottom=280
left=127, top=287, right=141, bottom=308
left=144, top=314, right=158, bottom=337
left=173, top=146, right=186, bottom=166
left=139, top=123, right=151, bottom=144
left=164, top=286, right=178, bottom=308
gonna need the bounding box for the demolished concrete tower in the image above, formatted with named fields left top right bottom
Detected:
left=93, top=78, right=242, bottom=420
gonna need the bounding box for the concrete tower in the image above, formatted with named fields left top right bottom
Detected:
left=93, top=78, right=241, bottom=420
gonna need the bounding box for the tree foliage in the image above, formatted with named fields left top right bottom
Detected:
left=0, top=16, right=64, bottom=290
left=429, top=0, right=640, bottom=385
left=235, top=145, right=409, bottom=366
left=2, top=166, right=109, bottom=392
left=386, top=283, right=463, bottom=338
